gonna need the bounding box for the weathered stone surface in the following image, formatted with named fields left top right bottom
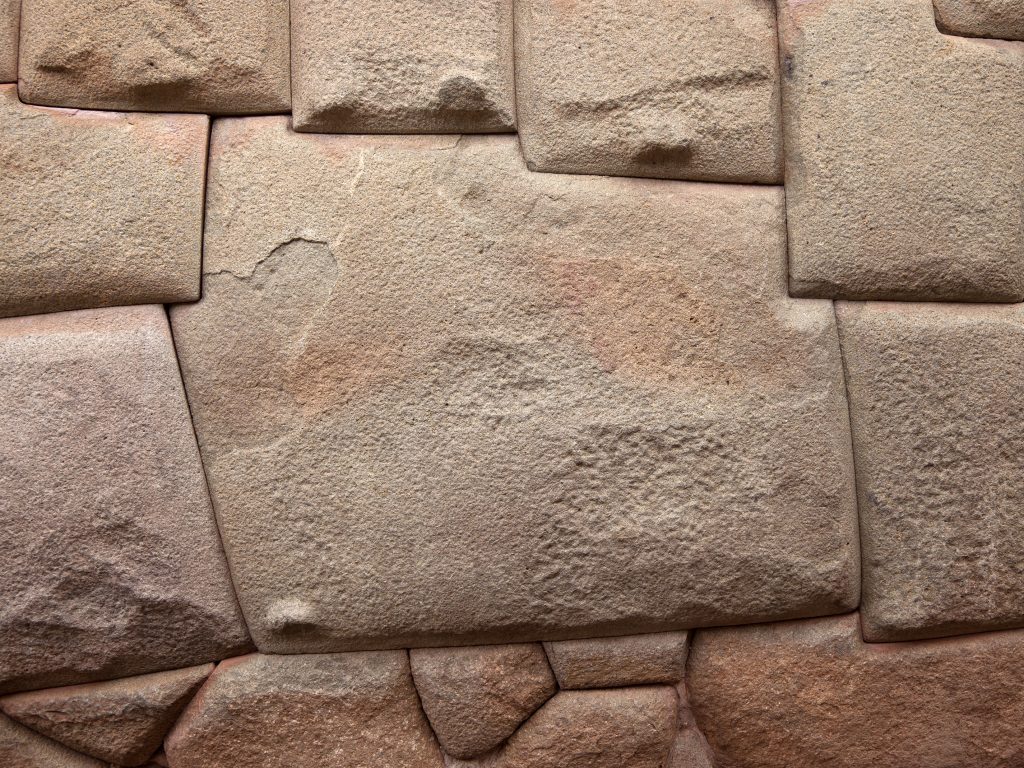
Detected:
left=544, top=632, right=688, bottom=689
left=934, top=0, right=1024, bottom=40
left=836, top=302, right=1024, bottom=641
left=0, top=664, right=212, bottom=766
left=668, top=683, right=715, bottom=768
left=17, top=0, right=289, bottom=113
left=170, top=122, right=858, bottom=653
left=688, top=614, right=1024, bottom=767
left=0, top=712, right=106, bottom=768
left=0, top=306, right=252, bottom=694
left=291, top=0, right=513, bottom=133
left=0, top=87, right=206, bottom=318
left=514, top=0, right=782, bottom=182
left=164, top=652, right=443, bottom=768
left=0, top=0, right=17, bottom=82
left=499, top=688, right=677, bottom=768
left=781, top=0, right=1024, bottom=301
left=411, top=644, right=555, bottom=759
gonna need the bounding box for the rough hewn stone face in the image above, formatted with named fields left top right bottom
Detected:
left=170, top=121, right=858, bottom=653
left=164, top=652, right=444, bottom=768
left=514, top=0, right=782, bottom=182
left=933, top=0, right=1024, bottom=40
left=836, top=302, right=1024, bottom=641
left=411, top=644, right=555, bottom=759
left=0, top=664, right=212, bottom=766
left=17, top=0, right=290, bottom=113
left=544, top=632, right=688, bottom=689
left=688, top=614, right=1024, bottom=767
left=499, top=688, right=677, bottom=768
left=0, top=306, right=252, bottom=694
left=0, top=0, right=17, bottom=82
left=0, top=713, right=106, bottom=768
left=291, top=0, right=513, bottom=133
left=781, top=0, right=1024, bottom=301
left=0, top=86, right=206, bottom=318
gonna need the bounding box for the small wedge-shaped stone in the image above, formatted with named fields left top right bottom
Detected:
left=0, top=664, right=212, bottom=766
left=171, top=122, right=858, bottom=653
left=837, top=302, right=1024, bottom=641
left=782, top=0, right=1024, bottom=301
left=17, top=0, right=289, bottom=113
left=934, top=0, right=1024, bottom=40
left=0, top=306, right=251, bottom=694
left=0, top=713, right=106, bottom=768
left=165, top=653, right=443, bottom=768
left=0, top=0, right=17, bottom=81
left=292, top=0, right=513, bottom=132
left=689, top=614, right=1024, bottom=767
left=544, top=632, right=688, bottom=689
left=500, top=688, right=677, bottom=768
left=0, top=87, right=206, bottom=318
left=411, top=644, right=555, bottom=759
left=514, top=0, right=783, bottom=181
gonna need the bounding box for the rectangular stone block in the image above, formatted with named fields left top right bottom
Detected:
left=781, top=0, right=1024, bottom=301
left=170, top=120, right=859, bottom=653
left=0, top=306, right=251, bottom=695
left=0, top=86, right=206, bottom=318
left=837, top=302, right=1024, bottom=641
left=291, top=0, right=514, bottom=133
left=17, top=0, right=290, bottom=113
left=514, top=0, right=783, bottom=182
left=0, top=0, right=17, bottom=82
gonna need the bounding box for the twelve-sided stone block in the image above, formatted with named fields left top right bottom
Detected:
left=291, top=0, right=514, bottom=133
left=0, top=306, right=252, bottom=694
left=0, top=86, right=206, bottom=318
left=170, top=120, right=859, bottom=654
left=0, top=0, right=17, bottom=82
left=934, top=0, right=1024, bottom=40
left=837, top=302, right=1024, bottom=641
left=514, top=0, right=783, bottom=182
left=17, top=0, right=290, bottom=113
left=781, top=0, right=1024, bottom=301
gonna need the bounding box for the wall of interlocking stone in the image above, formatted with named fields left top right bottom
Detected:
left=1, top=1, right=1023, bottom=766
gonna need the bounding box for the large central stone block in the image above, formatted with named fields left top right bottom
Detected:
left=170, top=121, right=859, bottom=652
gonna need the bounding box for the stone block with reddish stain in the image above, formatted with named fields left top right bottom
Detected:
left=170, top=120, right=858, bottom=654
left=688, top=614, right=1024, bottom=767
left=0, top=0, right=17, bottom=82
left=544, top=631, right=689, bottom=689
left=934, top=0, right=1024, bottom=40
left=0, top=86, right=206, bottom=318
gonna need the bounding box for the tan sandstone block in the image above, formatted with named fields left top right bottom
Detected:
left=836, top=302, right=1024, bottom=641
left=0, top=0, right=17, bottom=82
left=0, top=713, right=106, bottom=768
left=688, top=614, right=1024, bottom=767
left=0, top=306, right=252, bottom=695
left=934, top=0, right=1024, bottom=40
left=291, top=0, right=514, bottom=133
left=17, top=0, right=289, bottom=113
left=781, top=0, right=1024, bottom=301
left=164, top=653, right=444, bottom=768
left=170, top=121, right=858, bottom=653
left=544, top=631, right=689, bottom=689
left=514, top=0, right=783, bottom=182
left=0, top=86, right=205, bottom=318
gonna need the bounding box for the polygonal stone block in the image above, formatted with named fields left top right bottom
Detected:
left=291, top=0, right=514, bottom=133
left=934, top=0, right=1024, bottom=40
left=514, top=0, right=783, bottom=181
left=0, top=0, right=17, bottom=82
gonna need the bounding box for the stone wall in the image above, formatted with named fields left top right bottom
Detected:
left=1, top=1, right=1023, bottom=766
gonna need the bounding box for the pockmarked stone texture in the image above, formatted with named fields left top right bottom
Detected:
left=0, top=86, right=206, bottom=318
left=17, top=0, right=290, bottom=113
left=836, top=302, right=1024, bottom=642
left=0, top=664, right=212, bottom=766
left=171, top=121, right=859, bottom=653
left=411, top=644, right=556, bottom=759
left=499, top=688, right=677, bottom=768
left=0, top=0, right=17, bottom=82
left=291, top=0, right=514, bottom=133
left=781, top=0, right=1024, bottom=301
left=0, top=713, right=106, bottom=768
left=544, top=632, right=688, bottom=689
left=688, top=614, right=1024, bottom=767
left=0, top=306, right=252, bottom=694
left=513, top=0, right=783, bottom=182
left=933, top=0, right=1024, bottom=40
left=669, top=683, right=715, bottom=768
left=164, top=652, right=444, bottom=768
